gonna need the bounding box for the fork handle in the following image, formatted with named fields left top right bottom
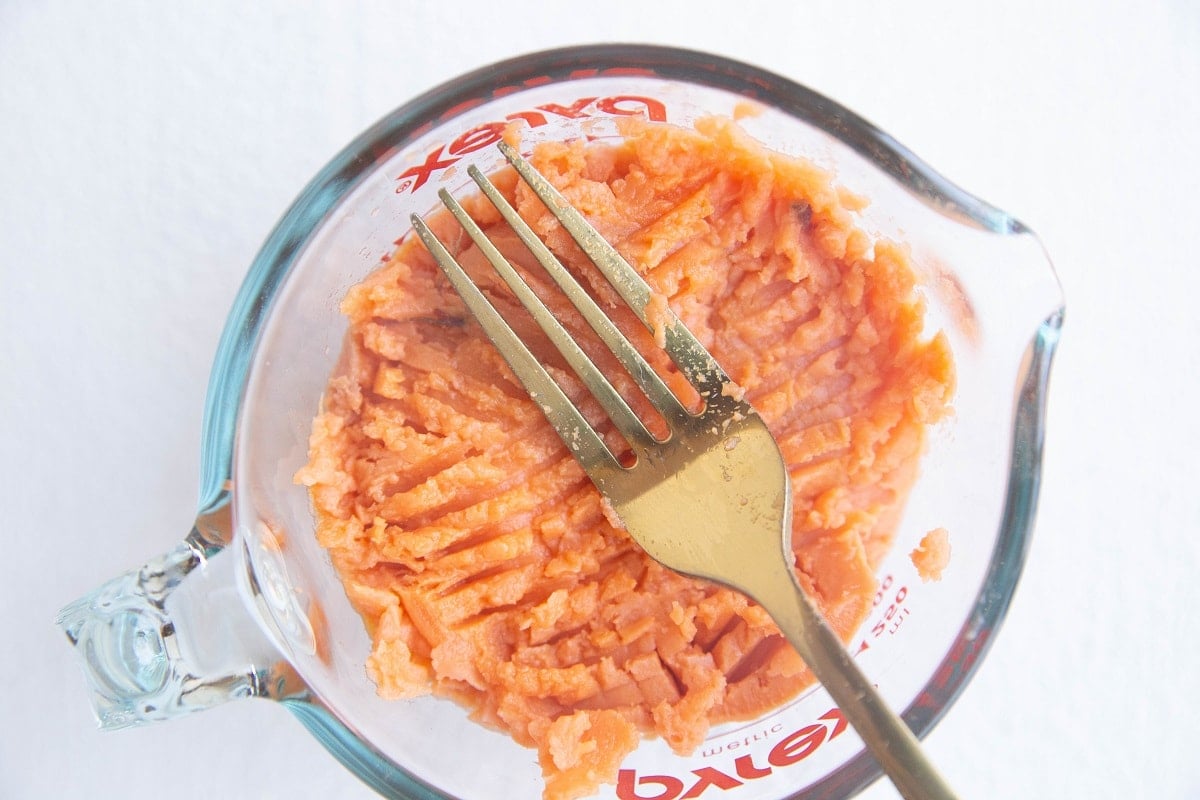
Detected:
left=752, top=562, right=960, bottom=800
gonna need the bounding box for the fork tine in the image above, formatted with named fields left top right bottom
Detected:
left=465, top=163, right=689, bottom=426
left=409, top=212, right=622, bottom=478
left=498, top=141, right=730, bottom=399
left=433, top=185, right=659, bottom=450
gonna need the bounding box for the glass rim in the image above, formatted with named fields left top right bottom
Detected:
left=199, top=43, right=1062, bottom=800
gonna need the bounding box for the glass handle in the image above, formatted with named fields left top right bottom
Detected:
left=56, top=504, right=282, bottom=730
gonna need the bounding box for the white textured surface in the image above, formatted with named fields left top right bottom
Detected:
left=2, top=2, right=1198, bottom=798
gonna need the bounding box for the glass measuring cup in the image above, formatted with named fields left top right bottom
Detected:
left=57, top=44, right=1063, bottom=800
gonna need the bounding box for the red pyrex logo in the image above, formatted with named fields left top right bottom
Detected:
left=395, top=95, right=667, bottom=193
left=616, top=707, right=848, bottom=800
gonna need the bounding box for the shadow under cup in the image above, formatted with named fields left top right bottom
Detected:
left=211, top=47, right=1060, bottom=800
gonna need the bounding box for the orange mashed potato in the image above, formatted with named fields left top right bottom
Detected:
left=911, top=527, right=952, bottom=582
left=297, top=117, right=954, bottom=800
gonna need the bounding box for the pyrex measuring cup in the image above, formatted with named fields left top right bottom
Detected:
left=57, top=44, right=1063, bottom=800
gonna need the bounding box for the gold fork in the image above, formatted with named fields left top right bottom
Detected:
left=410, top=141, right=957, bottom=800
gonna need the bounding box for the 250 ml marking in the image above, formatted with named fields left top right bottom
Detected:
left=872, top=574, right=910, bottom=639
left=856, top=573, right=911, bottom=655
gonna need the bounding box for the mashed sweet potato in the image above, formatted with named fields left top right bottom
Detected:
left=296, top=117, right=954, bottom=800
left=911, top=527, right=951, bottom=582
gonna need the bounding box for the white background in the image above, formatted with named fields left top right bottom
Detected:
left=2, top=1, right=1197, bottom=798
